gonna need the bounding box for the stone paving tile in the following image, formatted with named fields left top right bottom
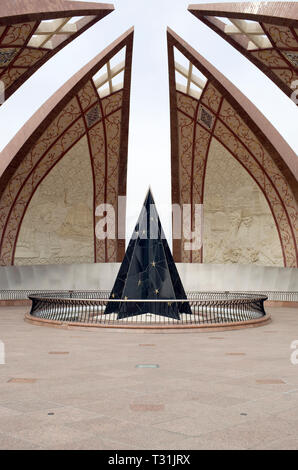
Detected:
left=0, top=306, right=298, bottom=449
left=50, top=437, right=144, bottom=450
left=0, top=399, right=64, bottom=413
left=0, top=405, right=21, bottom=418
left=184, top=416, right=296, bottom=449
left=66, top=416, right=188, bottom=448
left=171, top=436, right=246, bottom=450
left=253, top=437, right=298, bottom=450
left=0, top=411, right=56, bottom=434
left=183, top=391, right=247, bottom=407
left=6, top=424, right=93, bottom=448
left=268, top=406, right=298, bottom=423
left=21, top=405, right=104, bottom=425
left=228, top=394, right=298, bottom=418
left=0, top=431, right=45, bottom=450
left=153, top=401, right=265, bottom=436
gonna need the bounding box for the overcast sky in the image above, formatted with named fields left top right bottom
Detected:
left=0, top=0, right=297, bottom=245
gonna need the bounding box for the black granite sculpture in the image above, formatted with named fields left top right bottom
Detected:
left=104, top=188, right=192, bottom=320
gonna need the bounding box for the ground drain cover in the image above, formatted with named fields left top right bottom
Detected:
left=136, top=364, right=159, bottom=369
left=8, top=378, right=37, bottom=383
left=139, top=344, right=156, bottom=347
left=209, top=337, right=225, bottom=340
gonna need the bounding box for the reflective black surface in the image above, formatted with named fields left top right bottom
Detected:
left=105, top=189, right=192, bottom=319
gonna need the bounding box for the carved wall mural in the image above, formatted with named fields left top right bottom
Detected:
left=203, top=139, right=284, bottom=266
left=14, top=136, right=94, bottom=265
left=168, top=29, right=298, bottom=267
left=0, top=30, right=133, bottom=266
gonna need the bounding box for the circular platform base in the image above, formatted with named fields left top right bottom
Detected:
left=26, top=292, right=269, bottom=330
left=24, top=311, right=271, bottom=331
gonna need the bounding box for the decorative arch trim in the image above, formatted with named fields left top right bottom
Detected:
left=168, top=28, right=298, bottom=267
left=0, top=28, right=133, bottom=265
left=188, top=2, right=298, bottom=102
left=0, top=0, right=114, bottom=105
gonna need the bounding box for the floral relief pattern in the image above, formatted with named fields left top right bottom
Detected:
left=271, top=68, right=298, bottom=87
left=88, top=105, right=123, bottom=262
left=0, top=47, right=19, bottom=66
left=88, top=120, right=106, bottom=262
left=212, top=20, right=298, bottom=98
left=14, top=136, right=94, bottom=266
left=13, top=48, right=47, bottom=67
left=213, top=120, right=297, bottom=268
left=101, top=91, right=123, bottom=116
left=174, top=69, right=297, bottom=266
left=262, top=24, right=298, bottom=49
left=0, top=119, right=86, bottom=265
left=0, top=45, right=128, bottom=266
left=249, top=49, right=288, bottom=68
left=105, top=109, right=122, bottom=261
left=176, top=89, right=212, bottom=262
left=1, top=22, right=36, bottom=46
left=218, top=98, right=297, bottom=233
left=0, top=67, right=27, bottom=87
left=176, top=92, right=198, bottom=118
left=201, top=82, right=222, bottom=113
left=78, top=80, right=98, bottom=111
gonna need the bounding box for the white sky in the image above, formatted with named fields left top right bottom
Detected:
left=0, top=0, right=297, bottom=247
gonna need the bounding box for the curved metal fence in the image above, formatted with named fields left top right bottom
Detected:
left=0, top=289, right=297, bottom=302
left=27, top=292, right=268, bottom=326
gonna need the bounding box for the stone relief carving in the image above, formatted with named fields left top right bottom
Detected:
left=203, top=139, right=284, bottom=266
left=14, top=136, right=94, bottom=265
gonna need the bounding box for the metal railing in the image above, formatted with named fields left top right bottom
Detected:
left=0, top=289, right=297, bottom=301
left=27, top=292, right=268, bottom=326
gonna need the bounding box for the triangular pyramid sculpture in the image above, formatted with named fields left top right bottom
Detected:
left=104, top=189, right=192, bottom=320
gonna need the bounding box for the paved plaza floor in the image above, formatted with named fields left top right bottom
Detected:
left=0, top=306, right=298, bottom=450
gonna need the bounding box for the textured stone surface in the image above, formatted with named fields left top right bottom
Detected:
left=14, top=136, right=94, bottom=266
left=203, top=139, right=284, bottom=266
left=0, top=305, right=298, bottom=449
